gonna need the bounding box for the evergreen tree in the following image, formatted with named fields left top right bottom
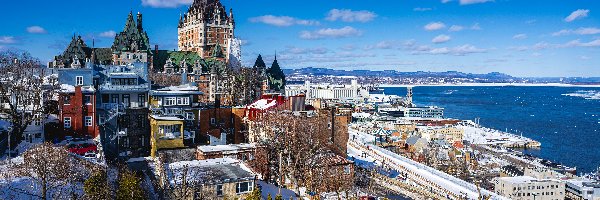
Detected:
left=267, top=193, right=273, bottom=200
left=116, top=169, right=145, bottom=200
left=275, top=194, right=283, bottom=200
left=246, top=188, right=262, bottom=200
left=84, top=171, right=110, bottom=200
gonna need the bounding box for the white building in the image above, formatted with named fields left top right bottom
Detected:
left=565, top=180, right=600, bottom=200
left=493, top=176, right=565, bottom=200
left=285, top=80, right=368, bottom=100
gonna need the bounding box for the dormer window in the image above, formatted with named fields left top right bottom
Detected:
left=76, top=76, right=84, bottom=86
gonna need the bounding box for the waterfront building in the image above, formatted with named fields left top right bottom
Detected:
left=493, top=176, right=565, bottom=200
left=149, top=83, right=204, bottom=157
left=403, top=106, right=444, bottom=119
left=285, top=80, right=368, bottom=100
left=57, top=66, right=98, bottom=138
left=96, top=62, right=151, bottom=160
left=417, top=126, right=464, bottom=143
left=565, top=179, right=600, bottom=200
left=178, top=0, right=236, bottom=62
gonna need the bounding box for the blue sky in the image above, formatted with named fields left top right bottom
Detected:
left=0, top=0, right=599, bottom=77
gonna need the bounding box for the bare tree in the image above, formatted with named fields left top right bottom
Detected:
left=0, top=50, right=57, bottom=149
left=17, top=143, right=86, bottom=200
left=250, top=109, right=348, bottom=195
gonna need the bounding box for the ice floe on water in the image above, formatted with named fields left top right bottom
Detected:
left=562, top=90, right=600, bottom=100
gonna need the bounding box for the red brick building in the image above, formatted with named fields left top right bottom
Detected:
left=59, top=85, right=99, bottom=138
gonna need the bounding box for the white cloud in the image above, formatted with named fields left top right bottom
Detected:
left=432, top=34, right=451, bottom=43
left=249, top=15, right=319, bottom=27
left=449, top=25, right=464, bottom=32
left=580, top=55, right=590, bottom=60
left=459, top=0, right=494, bottom=5
left=26, top=26, right=47, bottom=34
left=99, top=30, right=116, bottom=38
left=564, top=9, right=589, bottom=22
left=365, top=41, right=398, bottom=50
left=441, top=0, right=452, bottom=3
left=424, top=22, right=446, bottom=31
left=564, top=39, right=600, bottom=47
left=552, top=27, right=600, bottom=36
left=283, top=46, right=329, bottom=54
left=326, top=9, right=377, bottom=23
left=300, top=26, right=362, bottom=40
left=405, top=41, right=486, bottom=56
left=414, top=7, right=433, bottom=12
left=141, top=0, right=192, bottom=8
left=512, top=34, right=527, bottom=40
left=0, top=36, right=17, bottom=44
left=471, top=23, right=482, bottom=30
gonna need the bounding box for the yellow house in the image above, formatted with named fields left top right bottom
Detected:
left=150, top=115, right=185, bottom=157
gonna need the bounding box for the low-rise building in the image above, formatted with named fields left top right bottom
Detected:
left=149, top=83, right=204, bottom=157
left=196, top=143, right=256, bottom=161
left=417, top=126, right=464, bottom=143
left=156, top=158, right=257, bottom=200
left=565, top=179, right=600, bottom=200
left=493, top=176, right=565, bottom=200
left=58, top=67, right=99, bottom=139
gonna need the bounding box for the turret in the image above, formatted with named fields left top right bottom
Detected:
left=137, top=12, right=143, bottom=32
left=229, top=8, right=234, bottom=24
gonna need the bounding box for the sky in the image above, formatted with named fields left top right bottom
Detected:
left=0, top=0, right=599, bottom=77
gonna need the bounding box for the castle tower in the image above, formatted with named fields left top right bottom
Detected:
left=178, top=0, right=235, bottom=61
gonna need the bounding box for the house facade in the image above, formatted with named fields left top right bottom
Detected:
left=58, top=67, right=98, bottom=138
left=96, top=62, right=151, bottom=161
left=149, top=83, right=204, bottom=157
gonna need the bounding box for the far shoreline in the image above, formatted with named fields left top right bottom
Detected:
left=378, top=83, right=600, bottom=87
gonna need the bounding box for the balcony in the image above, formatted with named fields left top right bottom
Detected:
left=99, top=83, right=150, bottom=92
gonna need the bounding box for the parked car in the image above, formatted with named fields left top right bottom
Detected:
left=68, top=143, right=97, bottom=155
left=83, top=152, right=96, bottom=159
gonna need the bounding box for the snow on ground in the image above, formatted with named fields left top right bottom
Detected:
left=258, top=180, right=298, bottom=200
left=348, top=127, right=508, bottom=200
left=457, top=124, right=535, bottom=145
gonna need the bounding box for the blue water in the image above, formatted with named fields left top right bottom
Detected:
left=383, top=86, right=600, bottom=173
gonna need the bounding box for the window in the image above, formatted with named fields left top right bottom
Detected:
left=176, top=97, right=189, bottom=105
left=138, top=94, right=146, bottom=107
left=85, top=116, right=93, bottom=126
left=210, top=118, right=216, bottom=125
left=216, top=184, right=223, bottom=196
left=64, top=117, right=71, bottom=128
left=76, top=76, right=83, bottom=86
left=99, top=117, right=105, bottom=125
left=164, top=97, right=176, bottom=106
left=122, top=94, right=130, bottom=107
left=186, top=112, right=195, bottom=120
left=236, top=182, right=253, bottom=194
left=84, top=95, right=92, bottom=105
left=64, top=95, right=71, bottom=105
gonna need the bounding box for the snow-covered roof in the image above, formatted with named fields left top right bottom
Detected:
left=247, top=99, right=278, bottom=110
left=165, top=158, right=255, bottom=186
left=152, top=83, right=203, bottom=96
left=197, top=143, right=256, bottom=154
left=59, top=84, right=95, bottom=93
left=150, top=115, right=184, bottom=121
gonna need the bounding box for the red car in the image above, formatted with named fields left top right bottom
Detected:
left=68, top=143, right=97, bottom=155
